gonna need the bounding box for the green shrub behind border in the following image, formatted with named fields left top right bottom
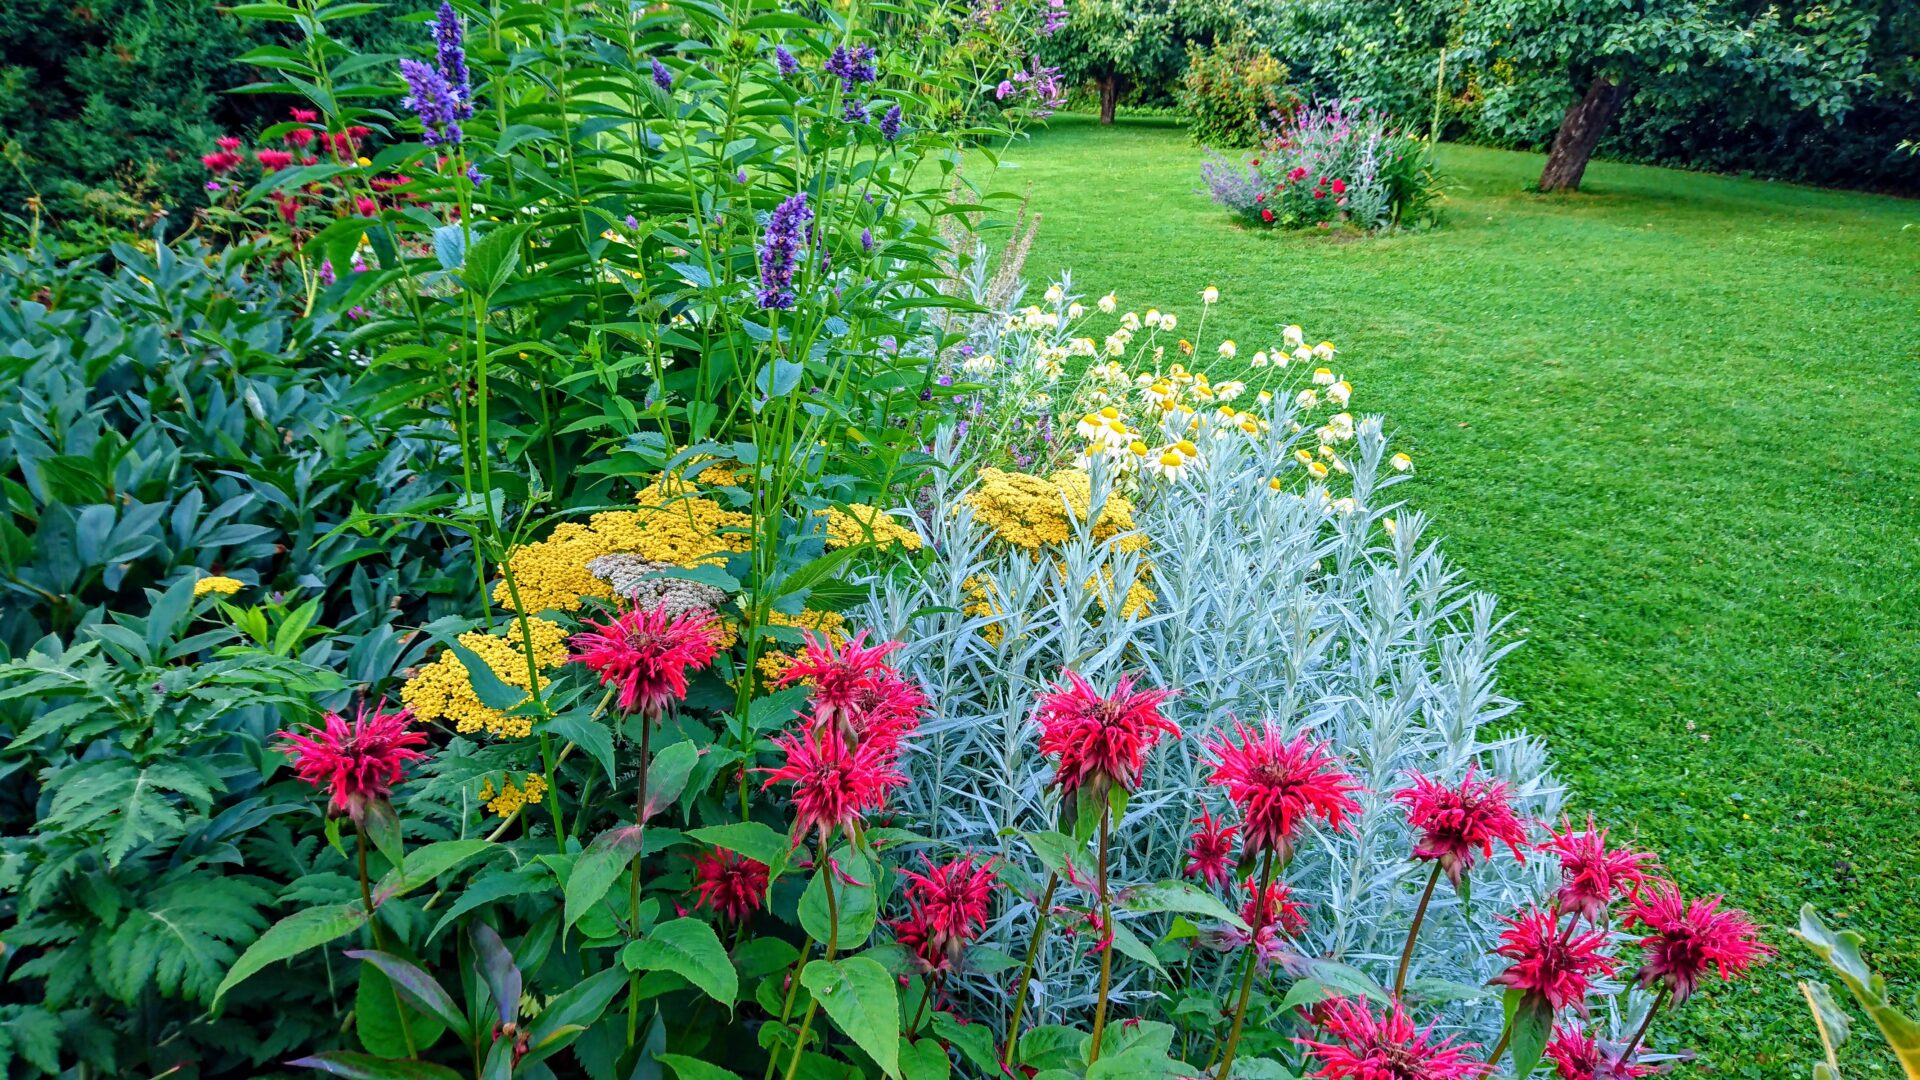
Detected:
left=1176, top=38, right=1295, bottom=149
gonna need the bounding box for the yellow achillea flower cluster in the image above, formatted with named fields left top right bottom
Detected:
left=965, top=468, right=1147, bottom=553
left=478, top=773, right=549, bottom=816
left=755, top=608, right=849, bottom=682
left=961, top=574, right=1007, bottom=645
left=817, top=505, right=922, bottom=551
left=194, top=575, right=246, bottom=597
left=492, top=478, right=753, bottom=615
left=400, top=617, right=570, bottom=738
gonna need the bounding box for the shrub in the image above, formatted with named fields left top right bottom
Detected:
left=1203, top=99, right=1442, bottom=233
left=1178, top=38, right=1295, bottom=149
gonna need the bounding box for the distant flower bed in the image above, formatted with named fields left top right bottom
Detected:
left=1202, top=99, right=1441, bottom=233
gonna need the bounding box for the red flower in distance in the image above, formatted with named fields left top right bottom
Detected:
left=1297, top=997, right=1492, bottom=1080
left=277, top=701, right=429, bottom=821
left=1543, top=1024, right=1654, bottom=1080
left=1332, top=178, right=1348, bottom=195
left=1489, top=905, right=1619, bottom=1014
left=1539, top=816, right=1657, bottom=922
left=289, top=107, right=320, bottom=123
left=690, top=848, right=768, bottom=923
left=1184, top=809, right=1238, bottom=890
left=1240, top=879, right=1308, bottom=938
left=201, top=152, right=242, bottom=174
left=1394, top=765, right=1530, bottom=888
left=256, top=148, right=295, bottom=171
left=1288, top=166, right=1308, bottom=182
left=570, top=602, right=721, bottom=718
left=893, top=855, right=997, bottom=974
left=216, top=135, right=242, bottom=151
left=1033, top=670, right=1178, bottom=798
left=1261, top=208, right=1275, bottom=223
left=1623, top=880, right=1772, bottom=1005
left=284, top=127, right=316, bottom=149
left=1204, top=721, right=1363, bottom=861
left=760, top=727, right=904, bottom=843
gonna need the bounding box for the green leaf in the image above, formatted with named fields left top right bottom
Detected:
left=565, top=825, right=646, bottom=931
left=1794, top=904, right=1920, bottom=1071
left=800, top=848, right=877, bottom=946
left=688, top=821, right=791, bottom=871
left=930, top=1011, right=997, bottom=1073
left=799, top=956, right=900, bottom=1078
left=1107, top=920, right=1167, bottom=977
left=621, top=917, right=738, bottom=1007
left=1296, top=958, right=1390, bottom=1004
left=355, top=962, right=446, bottom=1058
left=215, top=902, right=366, bottom=1006
left=362, top=800, right=405, bottom=873
left=643, top=740, right=700, bottom=820
left=1502, top=991, right=1552, bottom=1078
left=285, top=1052, right=465, bottom=1079
left=43, top=757, right=217, bottom=868
left=373, top=839, right=493, bottom=903
left=548, top=713, right=616, bottom=784
left=1120, top=880, right=1249, bottom=931
left=521, top=967, right=628, bottom=1065
left=900, top=1035, right=951, bottom=1080
left=1019, top=830, right=1089, bottom=885
left=345, top=951, right=471, bottom=1042
left=656, top=1054, right=746, bottom=1080
left=461, top=222, right=533, bottom=299
left=447, top=642, right=533, bottom=711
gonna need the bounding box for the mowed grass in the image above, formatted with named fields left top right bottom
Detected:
left=982, top=115, right=1920, bottom=1073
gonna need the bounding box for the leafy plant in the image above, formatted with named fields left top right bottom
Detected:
left=1795, top=904, right=1920, bottom=1078
left=1177, top=38, right=1295, bottom=149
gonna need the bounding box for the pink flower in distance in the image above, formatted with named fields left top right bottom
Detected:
left=1184, top=809, right=1238, bottom=890
left=277, top=701, right=429, bottom=820
left=1622, top=880, right=1772, bottom=1005
left=1394, top=765, right=1530, bottom=888
left=570, top=603, right=721, bottom=717
left=1033, top=670, right=1178, bottom=798
left=1297, top=997, right=1492, bottom=1080
left=1205, top=721, right=1363, bottom=860
left=1489, top=905, right=1619, bottom=1014
left=1539, top=816, right=1657, bottom=923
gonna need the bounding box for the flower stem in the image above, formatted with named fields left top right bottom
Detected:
left=1623, top=986, right=1669, bottom=1058
left=909, top=978, right=935, bottom=1036
left=625, top=713, right=654, bottom=1048
left=355, top=824, right=416, bottom=1058
left=782, top=834, right=839, bottom=1080
left=1001, top=871, right=1059, bottom=1070
left=1089, top=804, right=1115, bottom=1063
left=761, top=938, right=814, bottom=1080
left=1484, top=1018, right=1513, bottom=1066
left=1392, top=862, right=1444, bottom=998
left=1214, top=848, right=1276, bottom=1080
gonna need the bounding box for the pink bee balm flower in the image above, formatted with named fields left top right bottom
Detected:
left=1543, top=1024, right=1654, bottom=1080
left=1033, top=670, right=1178, bottom=799
left=570, top=603, right=721, bottom=718
left=1184, top=809, right=1238, bottom=890
left=256, top=148, right=295, bottom=170
left=760, top=728, right=904, bottom=843
left=1297, top=997, right=1492, bottom=1079
left=1539, top=816, right=1657, bottom=923
left=1622, top=880, right=1772, bottom=1005
left=277, top=702, right=429, bottom=821
left=1489, top=905, right=1619, bottom=1014
left=690, top=848, right=768, bottom=923
left=201, top=151, right=242, bottom=174
left=216, top=135, right=243, bottom=151
left=1240, top=879, right=1309, bottom=938
left=1394, top=765, right=1530, bottom=888
left=892, top=855, right=997, bottom=974
left=777, top=631, right=924, bottom=752
left=1204, top=721, right=1363, bottom=860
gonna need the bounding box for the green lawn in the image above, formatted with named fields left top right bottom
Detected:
left=986, top=115, right=1920, bottom=1073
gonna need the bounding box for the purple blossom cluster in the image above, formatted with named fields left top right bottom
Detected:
left=1040, top=0, right=1068, bottom=35
left=433, top=1, right=473, bottom=117
left=757, top=193, right=812, bottom=310
left=994, top=66, right=1065, bottom=118
left=652, top=58, right=674, bottom=91
left=775, top=45, right=799, bottom=78
left=879, top=102, right=903, bottom=140
left=403, top=1, right=474, bottom=146
left=825, top=44, right=877, bottom=91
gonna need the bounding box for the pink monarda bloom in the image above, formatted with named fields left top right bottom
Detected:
left=1183, top=809, right=1238, bottom=890
left=1543, top=1024, right=1654, bottom=1080
left=1204, top=721, right=1363, bottom=861
left=1394, top=765, right=1530, bottom=888
left=892, top=855, right=997, bottom=974
left=277, top=702, right=429, bottom=822
left=1539, top=816, right=1657, bottom=923
left=1033, top=670, right=1178, bottom=799
left=201, top=151, right=242, bottom=174
left=689, top=848, right=769, bottom=924
left=1240, top=879, right=1309, bottom=937
left=256, top=148, right=295, bottom=171
left=759, top=727, right=904, bottom=843
left=777, top=631, right=924, bottom=753
left=1622, top=880, right=1772, bottom=1005
left=1297, top=997, right=1492, bottom=1080
left=1489, top=905, right=1619, bottom=1014
left=570, top=603, right=721, bottom=718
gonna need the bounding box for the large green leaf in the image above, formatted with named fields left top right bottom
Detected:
left=656, top=1054, right=746, bottom=1080
left=799, top=956, right=901, bottom=1078
left=687, top=821, right=791, bottom=869
left=1120, top=880, right=1248, bottom=931
left=215, top=902, right=366, bottom=1006
left=621, top=917, right=738, bottom=1006
left=285, top=1052, right=464, bottom=1079
left=565, top=825, right=647, bottom=931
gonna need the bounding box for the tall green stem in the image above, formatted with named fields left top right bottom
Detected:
left=782, top=834, right=839, bottom=1080
left=1393, top=863, right=1444, bottom=998
left=1089, top=806, right=1115, bottom=1063
left=355, top=824, right=416, bottom=1057
left=624, top=712, right=655, bottom=1047
left=1001, top=871, right=1059, bottom=1068
left=1213, top=848, right=1276, bottom=1080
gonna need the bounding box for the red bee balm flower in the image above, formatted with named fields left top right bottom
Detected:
left=1543, top=1024, right=1655, bottom=1080
left=1240, top=879, right=1309, bottom=938
left=892, top=855, right=997, bottom=974
left=570, top=603, right=721, bottom=718
left=256, top=148, right=295, bottom=171
left=1622, top=881, right=1772, bottom=1005
left=1539, top=816, right=1657, bottom=923
left=1297, top=997, right=1492, bottom=1079
left=1394, top=766, right=1530, bottom=887
left=1204, top=721, right=1363, bottom=860
left=1183, top=809, right=1238, bottom=890
left=777, top=631, right=925, bottom=753
left=760, top=728, right=904, bottom=843
left=1033, top=670, right=1178, bottom=798
left=277, top=702, right=429, bottom=821
left=1489, top=905, right=1619, bottom=1014
left=690, top=848, right=769, bottom=924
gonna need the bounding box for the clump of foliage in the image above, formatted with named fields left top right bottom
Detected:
left=1795, top=904, right=1920, bottom=1077
left=1177, top=37, right=1295, bottom=149
left=1202, top=99, right=1441, bottom=232
left=1034, top=0, right=1239, bottom=123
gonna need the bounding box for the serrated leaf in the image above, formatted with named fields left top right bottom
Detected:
left=1107, top=920, right=1167, bottom=977
left=215, top=902, right=365, bottom=1006
left=373, top=839, right=493, bottom=903
left=548, top=713, right=616, bottom=783
left=800, top=848, right=877, bottom=946
left=521, top=967, right=627, bottom=1065
left=800, top=956, right=900, bottom=1078
left=565, top=825, right=646, bottom=931
left=1120, top=880, right=1248, bottom=931
left=643, top=740, right=699, bottom=819
left=621, top=917, right=737, bottom=1007
left=656, top=1054, right=746, bottom=1080
left=688, top=821, right=791, bottom=870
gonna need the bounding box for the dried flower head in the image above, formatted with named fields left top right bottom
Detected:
left=570, top=603, right=722, bottom=717
left=1205, top=721, right=1363, bottom=861
left=1539, top=816, right=1657, bottom=923
left=1395, top=766, right=1530, bottom=888
left=1297, top=997, right=1493, bottom=1079
left=1622, top=880, right=1772, bottom=1005
left=1489, top=905, right=1619, bottom=1014
left=690, top=848, right=769, bottom=924
left=1033, top=670, right=1178, bottom=801
left=277, top=702, right=429, bottom=821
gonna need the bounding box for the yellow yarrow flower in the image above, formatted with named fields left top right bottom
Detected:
left=401, top=618, right=570, bottom=738
left=755, top=608, right=850, bottom=681
left=817, top=505, right=922, bottom=551
left=478, top=773, right=549, bottom=816
left=194, top=575, right=246, bottom=597
left=965, top=468, right=1147, bottom=553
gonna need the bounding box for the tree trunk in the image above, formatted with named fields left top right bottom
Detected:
left=1538, top=75, right=1630, bottom=192
left=1097, top=75, right=1121, bottom=125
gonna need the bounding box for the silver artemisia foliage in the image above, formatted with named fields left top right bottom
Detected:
left=856, top=404, right=1578, bottom=1046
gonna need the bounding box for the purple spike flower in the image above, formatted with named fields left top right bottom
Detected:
left=825, top=44, right=876, bottom=91
left=400, top=59, right=463, bottom=146
left=652, top=58, right=673, bottom=91
left=467, top=162, right=485, bottom=187
left=775, top=45, right=799, bottom=78
left=879, top=103, right=902, bottom=141
left=860, top=228, right=873, bottom=252
left=756, top=193, right=812, bottom=310
left=433, top=1, right=473, bottom=118
left=843, top=98, right=869, bottom=123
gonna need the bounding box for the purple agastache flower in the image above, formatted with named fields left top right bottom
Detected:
left=775, top=45, right=799, bottom=78
left=879, top=103, right=902, bottom=141
left=467, top=162, right=485, bottom=186
left=433, top=1, right=472, bottom=118
left=859, top=228, right=873, bottom=252
left=825, top=44, right=876, bottom=91
left=400, top=59, right=463, bottom=146
left=756, top=193, right=812, bottom=310
left=843, top=98, right=869, bottom=123
left=1041, top=0, right=1067, bottom=35
left=736, top=169, right=748, bottom=183
left=625, top=214, right=640, bottom=229
left=651, top=58, right=673, bottom=91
